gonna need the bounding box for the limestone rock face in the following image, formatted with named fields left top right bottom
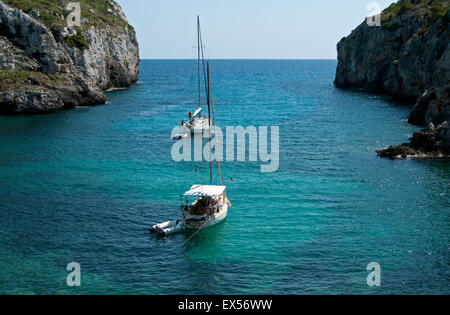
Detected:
left=0, top=36, right=39, bottom=71
left=0, top=2, right=71, bottom=74
left=0, top=0, right=139, bottom=114
left=75, top=26, right=139, bottom=90
left=335, top=0, right=449, bottom=158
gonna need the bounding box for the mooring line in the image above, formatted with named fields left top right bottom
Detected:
left=183, top=217, right=212, bottom=245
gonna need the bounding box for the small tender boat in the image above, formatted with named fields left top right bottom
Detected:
left=172, top=132, right=188, bottom=140
left=150, top=220, right=184, bottom=236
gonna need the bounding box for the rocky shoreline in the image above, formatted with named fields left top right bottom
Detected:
left=376, top=121, right=450, bottom=159
left=334, top=0, right=449, bottom=159
left=0, top=0, right=139, bottom=114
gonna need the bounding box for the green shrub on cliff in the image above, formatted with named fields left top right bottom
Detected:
left=64, top=34, right=89, bottom=50
left=418, top=23, right=429, bottom=38
left=382, top=21, right=401, bottom=31
left=397, top=0, right=412, bottom=16
left=438, top=8, right=449, bottom=24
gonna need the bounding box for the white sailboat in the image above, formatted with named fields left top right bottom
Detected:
left=172, top=16, right=210, bottom=139
left=152, top=17, right=230, bottom=236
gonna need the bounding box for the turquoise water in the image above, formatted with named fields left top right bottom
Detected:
left=0, top=60, right=448, bottom=294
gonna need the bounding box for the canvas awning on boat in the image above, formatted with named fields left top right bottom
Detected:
left=183, top=185, right=226, bottom=197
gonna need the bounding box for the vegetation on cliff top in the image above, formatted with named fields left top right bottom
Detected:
left=379, top=0, right=449, bottom=39
left=382, top=0, right=449, bottom=24
left=2, top=0, right=133, bottom=31
left=0, top=70, right=66, bottom=89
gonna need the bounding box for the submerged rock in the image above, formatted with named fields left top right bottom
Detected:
left=0, top=0, right=139, bottom=114
left=334, top=0, right=449, bottom=158
left=376, top=144, right=417, bottom=159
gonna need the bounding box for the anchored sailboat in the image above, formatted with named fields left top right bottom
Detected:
left=152, top=17, right=230, bottom=236
left=173, top=16, right=210, bottom=139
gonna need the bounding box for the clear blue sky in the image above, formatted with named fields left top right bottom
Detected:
left=116, top=0, right=396, bottom=59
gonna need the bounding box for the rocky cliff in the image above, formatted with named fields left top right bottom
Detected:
left=334, top=0, right=449, bottom=158
left=0, top=0, right=139, bottom=114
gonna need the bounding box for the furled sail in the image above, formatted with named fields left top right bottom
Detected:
left=193, top=106, right=202, bottom=118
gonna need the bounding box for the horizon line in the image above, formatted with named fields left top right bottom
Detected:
left=139, top=58, right=338, bottom=61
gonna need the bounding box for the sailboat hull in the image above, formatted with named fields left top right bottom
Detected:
left=187, top=117, right=210, bottom=134
left=183, top=203, right=228, bottom=230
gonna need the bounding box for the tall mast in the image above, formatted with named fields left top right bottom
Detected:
left=197, top=16, right=201, bottom=109
left=209, top=68, right=223, bottom=185
left=207, top=61, right=213, bottom=184
left=198, top=18, right=213, bottom=184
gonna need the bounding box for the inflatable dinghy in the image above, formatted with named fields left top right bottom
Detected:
left=150, top=220, right=184, bottom=236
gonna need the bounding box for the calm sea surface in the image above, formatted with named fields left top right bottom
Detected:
left=0, top=60, right=448, bottom=294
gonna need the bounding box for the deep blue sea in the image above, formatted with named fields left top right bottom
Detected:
left=0, top=60, right=448, bottom=294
